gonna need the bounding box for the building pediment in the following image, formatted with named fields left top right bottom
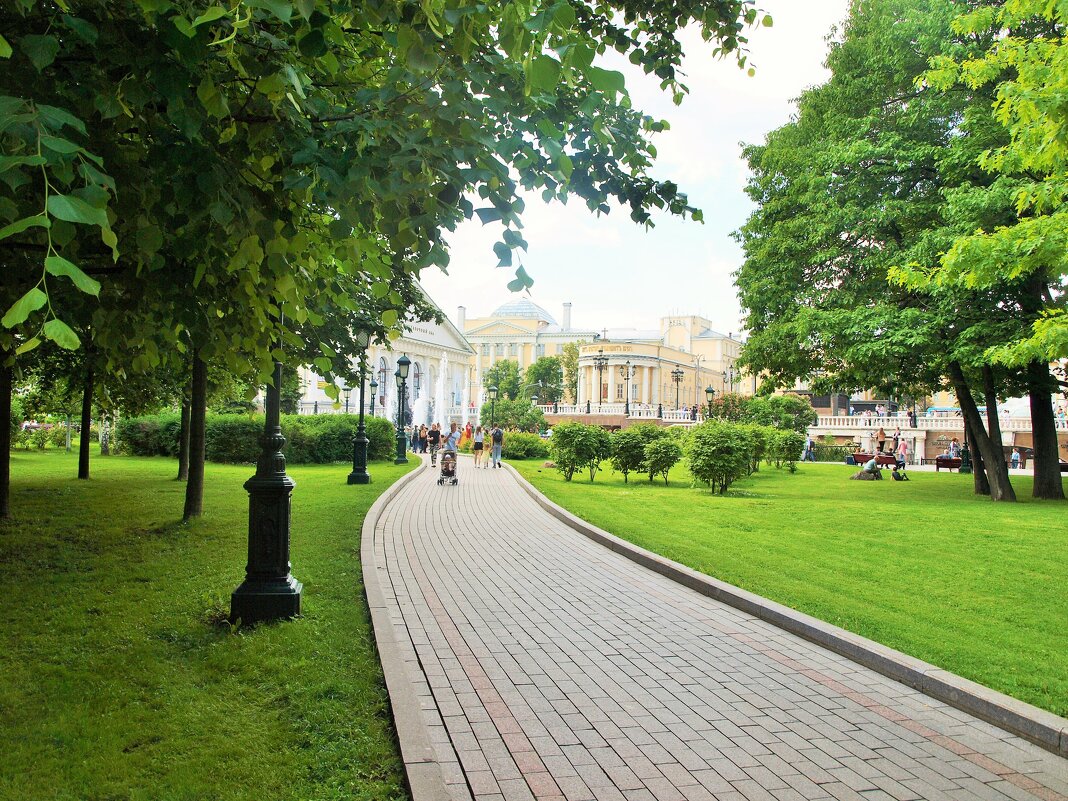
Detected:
left=465, top=320, right=536, bottom=337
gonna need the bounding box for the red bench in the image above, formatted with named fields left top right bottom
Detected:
left=935, top=456, right=962, bottom=472
left=853, top=453, right=897, bottom=468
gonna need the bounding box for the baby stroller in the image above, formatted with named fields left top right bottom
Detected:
left=437, top=452, right=458, bottom=485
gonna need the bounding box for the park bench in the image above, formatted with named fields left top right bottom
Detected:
left=935, top=456, right=962, bottom=472
left=851, top=453, right=897, bottom=468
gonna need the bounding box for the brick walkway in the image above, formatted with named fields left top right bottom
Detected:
left=370, top=457, right=1068, bottom=801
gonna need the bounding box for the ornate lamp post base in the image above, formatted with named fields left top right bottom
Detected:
left=348, top=431, right=371, bottom=483
left=230, top=355, right=302, bottom=626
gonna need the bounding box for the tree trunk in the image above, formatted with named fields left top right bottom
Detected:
left=183, top=352, right=207, bottom=520
left=1026, top=361, right=1065, bottom=500
left=0, top=355, right=11, bottom=520
left=968, top=415, right=990, bottom=496
left=974, top=365, right=1002, bottom=497
left=78, top=365, right=94, bottom=480
left=177, top=393, right=190, bottom=482
left=948, top=361, right=1015, bottom=502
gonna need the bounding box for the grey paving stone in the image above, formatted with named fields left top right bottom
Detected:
left=371, top=458, right=1068, bottom=801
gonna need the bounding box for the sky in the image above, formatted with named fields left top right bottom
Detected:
left=419, top=0, right=853, bottom=335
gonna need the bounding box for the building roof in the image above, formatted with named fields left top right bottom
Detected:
left=491, top=298, right=558, bottom=325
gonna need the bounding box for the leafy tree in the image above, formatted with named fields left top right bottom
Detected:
left=479, top=399, right=544, bottom=432
left=521, top=356, right=562, bottom=403
left=0, top=0, right=769, bottom=518
left=644, top=438, right=682, bottom=485
left=609, top=427, right=647, bottom=483
left=484, top=360, right=523, bottom=401
left=549, top=421, right=610, bottom=483
left=559, top=341, right=585, bottom=403
left=733, top=0, right=1040, bottom=502
left=687, top=420, right=754, bottom=494
left=767, top=430, right=805, bottom=472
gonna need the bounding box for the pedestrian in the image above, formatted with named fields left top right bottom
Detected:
left=949, top=438, right=960, bottom=458
left=442, top=421, right=461, bottom=455
left=1011, top=448, right=1020, bottom=469
left=803, top=435, right=817, bottom=462
left=472, top=425, right=485, bottom=468
left=896, top=436, right=908, bottom=467
left=876, top=426, right=886, bottom=453
left=490, top=423, right=504, bottom=468
left=428, top=423, right=441, bottom=465
left=418, top=425, right=428, bottom=454
left=892, top=427, right=901, bottom=453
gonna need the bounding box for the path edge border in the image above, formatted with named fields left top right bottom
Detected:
left=361, top=456, right=453, bottom=801
left=506, top=464, right=1068, bottom=759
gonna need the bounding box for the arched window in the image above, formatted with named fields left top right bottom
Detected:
left=377, top=358, right=388, bottom=401
left=412, top=361, right=422, bottom=397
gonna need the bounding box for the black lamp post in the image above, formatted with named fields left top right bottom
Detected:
left=618, top=360, right=635, bottom=416
left=394, top=355, right=410, bottom=465
left=671, top=367, right=684, bottom=410
left=531, top=394, right=539, bottom=408
left=593, top=348, right=608, bottom=412
left=343, top=385, right=352, bottom=415
left=726, top=365, right=735, bottom=394
left=230, top=349, right=302, bottom=625
left=369, top=379, right=377, bottom=417
left=705, top=385, right=715, bottom=418
left=960, top=423, right=973, bottom=474
left=348, top=331, right=372, bottom=485
left=489, top=384, right=499, bottom=427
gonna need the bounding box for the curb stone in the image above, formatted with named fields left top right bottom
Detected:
left=360, top=456, right=455, bottom=801
left=505, top=462, right=1068, bottom=760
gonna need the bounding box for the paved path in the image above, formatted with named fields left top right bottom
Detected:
left=370, top=457, right=1068, bottom=801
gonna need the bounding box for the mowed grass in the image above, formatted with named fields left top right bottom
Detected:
left=514, top=460, right=1068, bottom=718
left=0, top=450, right=415, bottom=801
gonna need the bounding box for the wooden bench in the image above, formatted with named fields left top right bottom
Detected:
left=852, top=453, right=898, bottom=468
left=935, top=456, right=962, bottom=472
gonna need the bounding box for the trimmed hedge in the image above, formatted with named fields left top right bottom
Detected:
left=117, top=413, right=397, bottom=464
left=502, top=432, right=548, bottom=460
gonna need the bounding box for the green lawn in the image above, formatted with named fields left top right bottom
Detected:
left=514, top=460, right=1068, bottom=718
left=0, top=450, right=414, bottom=801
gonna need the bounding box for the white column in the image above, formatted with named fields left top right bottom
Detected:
left=607, top=362, right=617, bottom=406
left=643, top=366, right=652, bottom=405
left=577, top=366, right=585, bottom=405
left=653, top=364, right=662, bottom=407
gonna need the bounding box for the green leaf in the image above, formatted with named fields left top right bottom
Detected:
left=20, top=34, right=60, bottom=71
left=294, top=0, right=314, bottom=19
left=313, top=356, right=332, bottom=372
left=507, top=265, right=534, bottom=292
left=61, top=15, right=99, bottom=44
left=37, top=103, right=87, bottom=135
left=15, top=337, right=41, bottom=355
left=381, top=309, right=398, bottom=328
left=0, top=34, right=12, bottom=59
left=173, top=16, right=196, bottom=37
left=588, top=67, right=626, bottom=96
left=136, top=225, right=164, bottom=255
left=528, top=55, right=561, bottom=92
left=298, top=29, right=326, bottom=57
left=762, top=14, right=773, bottom=27
left=192, top=6, right=228, bottom=26
left=49, top=194, right=108, bottom=227
left=2, top=287, right=47, bottom=328
left=494, top=241, right=512, bottom=267
left=0, top=214, right=49, bottom=241
left=248, top=0, right=293, bottom=23
left=45, top=255, right=101, bottom=296
left=0, top=155, right=46, bottom=173
left=475, top=207, right=502, bottom=224
left=43, top=318, right=81, bottom=350
left=40, top=135, right=82, bottom=154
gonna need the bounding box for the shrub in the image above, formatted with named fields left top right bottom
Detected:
left=741, top=424, right=773, bottom=474
left=47, top=424, right=69, bottom=448
left=610, top=428, right=647, bottom=483
left=479, top=399, right=545, bottom=432
left=687, top=420, right=754, bottom=494
left=9, top=396, right=23, bottom=438
left=30, top=427, right=50, bottom=450
left=644, top=439, right=682, bottom=485
left=768, top=430, right=805, bottom=472
left=502, top=432, right=548, bottom=460
left=550, top=422, right=611, bottom=482
left=204, top=416, right=262, bottom=463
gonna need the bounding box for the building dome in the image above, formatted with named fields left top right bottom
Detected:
left=490, top=298, right=558, bottom=325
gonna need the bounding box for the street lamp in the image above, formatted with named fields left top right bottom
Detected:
left=348, top=330, right=372, bottom=485
left=671, top=367, right=684, bottom=410
left=230, top=340, right=302, bottom=625
left=705, top=385, right=715, bottom=419
left=368, top=379, right=378, bottom=417
left=394, top=355, right=411, bottom=465
left=489, top=384, right=499, bottom=428
left=531, top=394, right=539, bottom=407
left=726, top=364, right=735, bottom=394
left=342, top=384, right=352, bottom=415
left=593, top=348, right=609, bottom=412
left=618, top=360, right=635, bottom=416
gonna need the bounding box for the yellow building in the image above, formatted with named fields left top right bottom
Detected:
left=460, top=299, right=598, bottom=400
left=576, top=316, right=753, bottom=411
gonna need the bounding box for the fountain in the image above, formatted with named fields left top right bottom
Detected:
left=436, top=351, right=448, bottom=426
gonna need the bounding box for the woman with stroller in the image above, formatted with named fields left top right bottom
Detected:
left=472, top=425, right=485, bottom=468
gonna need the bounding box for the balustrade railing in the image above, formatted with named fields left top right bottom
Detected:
left=814, top=414, right=1065, bottom=433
